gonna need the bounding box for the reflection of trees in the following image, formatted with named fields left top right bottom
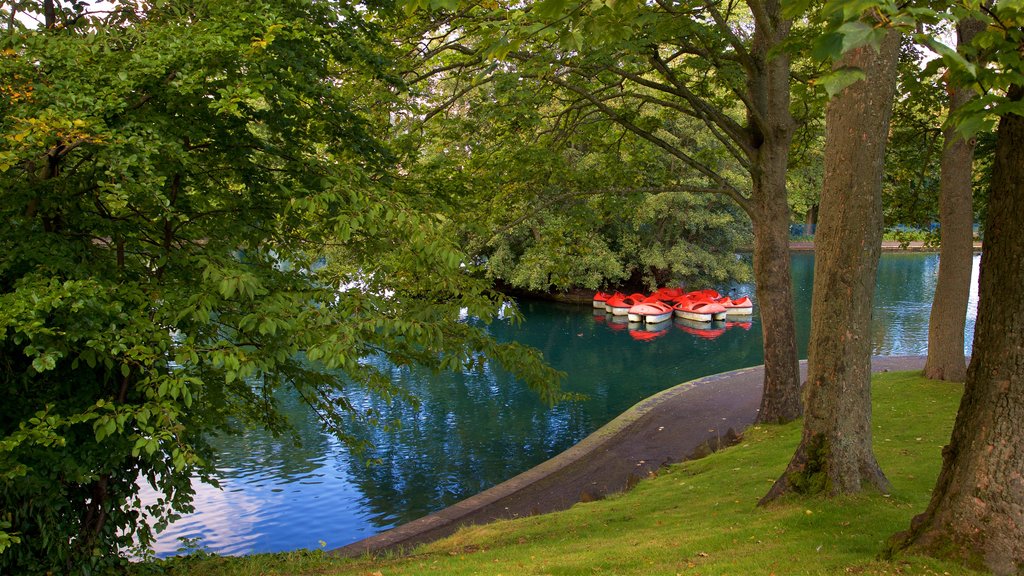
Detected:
left=872, top=254, right=938, bottom=355
left=339, top=296, right=769, bottom=528
left=789, top=253, right=815, bottom=359
left=791, top=252, right=978, bottom=357
left=339, top=360, right=587, bottom=527
left=206, top=391, right=333, bottom=482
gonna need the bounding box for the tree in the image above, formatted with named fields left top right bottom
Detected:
left=923, top=15, right=987, bottom=382
left=762, top=17, right=902, bottom=501
left=0, top=1, right=558, bottom=572
left=405, top=0, right=808, bottom=424
left=400, top=72, right=753, bottom=293
left=882, top=40, right=945, bottom=237
left=890, top=4, right=1024, bottom=572
left=895, top=88, right=1024, bottom=576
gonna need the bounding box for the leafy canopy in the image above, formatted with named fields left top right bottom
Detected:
left=0, top=0, right=559, bottom=572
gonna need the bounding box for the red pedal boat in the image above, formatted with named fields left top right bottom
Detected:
left=605, top=292, right=646, bottom=316
left=718, top=296, right=754, bottom=316
left=673, top=297, right=727, bottom=322
left=627, top=295, right=675, bottom=323
left=593, top=291, right=615, bottom=309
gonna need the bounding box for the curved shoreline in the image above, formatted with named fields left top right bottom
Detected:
left=330, top=355, right=927, bottom=558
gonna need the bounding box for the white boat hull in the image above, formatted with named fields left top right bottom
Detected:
left=725, top=307, right=752, bottom=316
left=644, top=311, right=673, bottom=324
left=609, top=305, right=631, bottom=316
left=675, top=308, right=713, bottom=323
left=593, top=300, right=608, bottom=308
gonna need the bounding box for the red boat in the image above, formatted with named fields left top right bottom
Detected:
left=673, top=297, right=727, bottom=322
left=593, top=291, right=615, bottom=309
left=652, top=286, right=685, bottom=302
left=685, top=289, right=722, bottom=301
left=718, top=296, right=754, bottom=316
left=627, top=295, right=674, bottom=323
left=605, top=292, right=646, bottom=316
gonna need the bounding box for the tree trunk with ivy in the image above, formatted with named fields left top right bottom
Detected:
left=761, top=28, right=901, bottom=503
left=890, top=85, right=1024, bottom=576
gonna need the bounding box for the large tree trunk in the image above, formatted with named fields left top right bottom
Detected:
left=923, top=19, right=985, bottom=382
left=761, top=28, right=901, bottom=502
left=747, top=1, right=802, bottom=425
left=891, top=87, right=1024, bottom=576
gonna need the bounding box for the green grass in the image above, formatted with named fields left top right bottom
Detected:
left=137, top=372, right=984, bottom=576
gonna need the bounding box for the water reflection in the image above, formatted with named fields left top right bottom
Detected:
left=146, top=252, right=979, bottom=556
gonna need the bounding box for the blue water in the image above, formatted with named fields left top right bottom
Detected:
left=142, top=252, right=980, bottom=556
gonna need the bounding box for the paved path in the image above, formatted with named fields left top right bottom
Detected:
left=331, top=356, right=927, bottom=558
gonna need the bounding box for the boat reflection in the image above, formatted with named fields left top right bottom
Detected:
left=628, top=319, right=672, bottom=341
left=607, top=315, right=629, bottom=330
left=674, top=318, right=727, bottom=340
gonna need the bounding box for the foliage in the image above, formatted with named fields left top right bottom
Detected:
left=883, top=38, right=946, bottom=232
left=397, top=69, right=753, bottom=292
left=0, top=1, right=560, bottom=572
left=882, top=28, right=998, bottom=238
left=136, top=372, right=982, bottom=576
left=787, top=132, right=825, bottom=225
left=391, top=0, right=812, bottom=292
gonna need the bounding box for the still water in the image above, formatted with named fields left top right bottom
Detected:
left=147, top=252, right=980, bottom=556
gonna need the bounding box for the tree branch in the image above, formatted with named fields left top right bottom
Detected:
left=707, top=0, right=756, bottom=71
left=549, top=74, right=750, bottom=212
left=646, top=51, right=755, bottom=155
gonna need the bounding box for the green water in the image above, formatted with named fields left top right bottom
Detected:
left=145, top=252, right=978, bottom=556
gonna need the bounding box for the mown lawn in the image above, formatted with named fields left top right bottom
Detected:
left=138, top=371, right=984, bottom=576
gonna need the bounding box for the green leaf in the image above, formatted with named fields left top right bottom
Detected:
left=782, top=0, right=814, bottom=19
left=836, top=20, right=880, bottom=53
left=916, top=34, right=975, bottom=78
left=31, top=354, right=56, bottom=373
left=533, top=0, right=569, bottom=19
left=812, top=31, right=844, bottom=62
left=820, top=66, right=866, bottom=98
left=571, top=29, right=584, bottom=50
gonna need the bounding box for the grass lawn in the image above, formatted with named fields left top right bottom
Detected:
left=138, top=371, right=985, bottom=576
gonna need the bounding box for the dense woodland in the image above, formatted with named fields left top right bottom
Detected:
left=1, top=0, right=1022, bottom=574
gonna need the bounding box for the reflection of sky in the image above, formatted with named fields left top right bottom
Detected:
left=142, top=447, right=371, bottom=556
left=141, top=252, right=980, bottom=557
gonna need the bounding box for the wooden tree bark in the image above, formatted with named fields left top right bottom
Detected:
left=923, top=19, right=985, bottom=382
left=762, top=28, right=901, bottom=502
left=748, top=4, right=801, bottom=423
left=891, top=86, right=1024, bottom=576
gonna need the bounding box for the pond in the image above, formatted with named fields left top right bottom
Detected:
left=145, top=252, right=980, bottom=556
